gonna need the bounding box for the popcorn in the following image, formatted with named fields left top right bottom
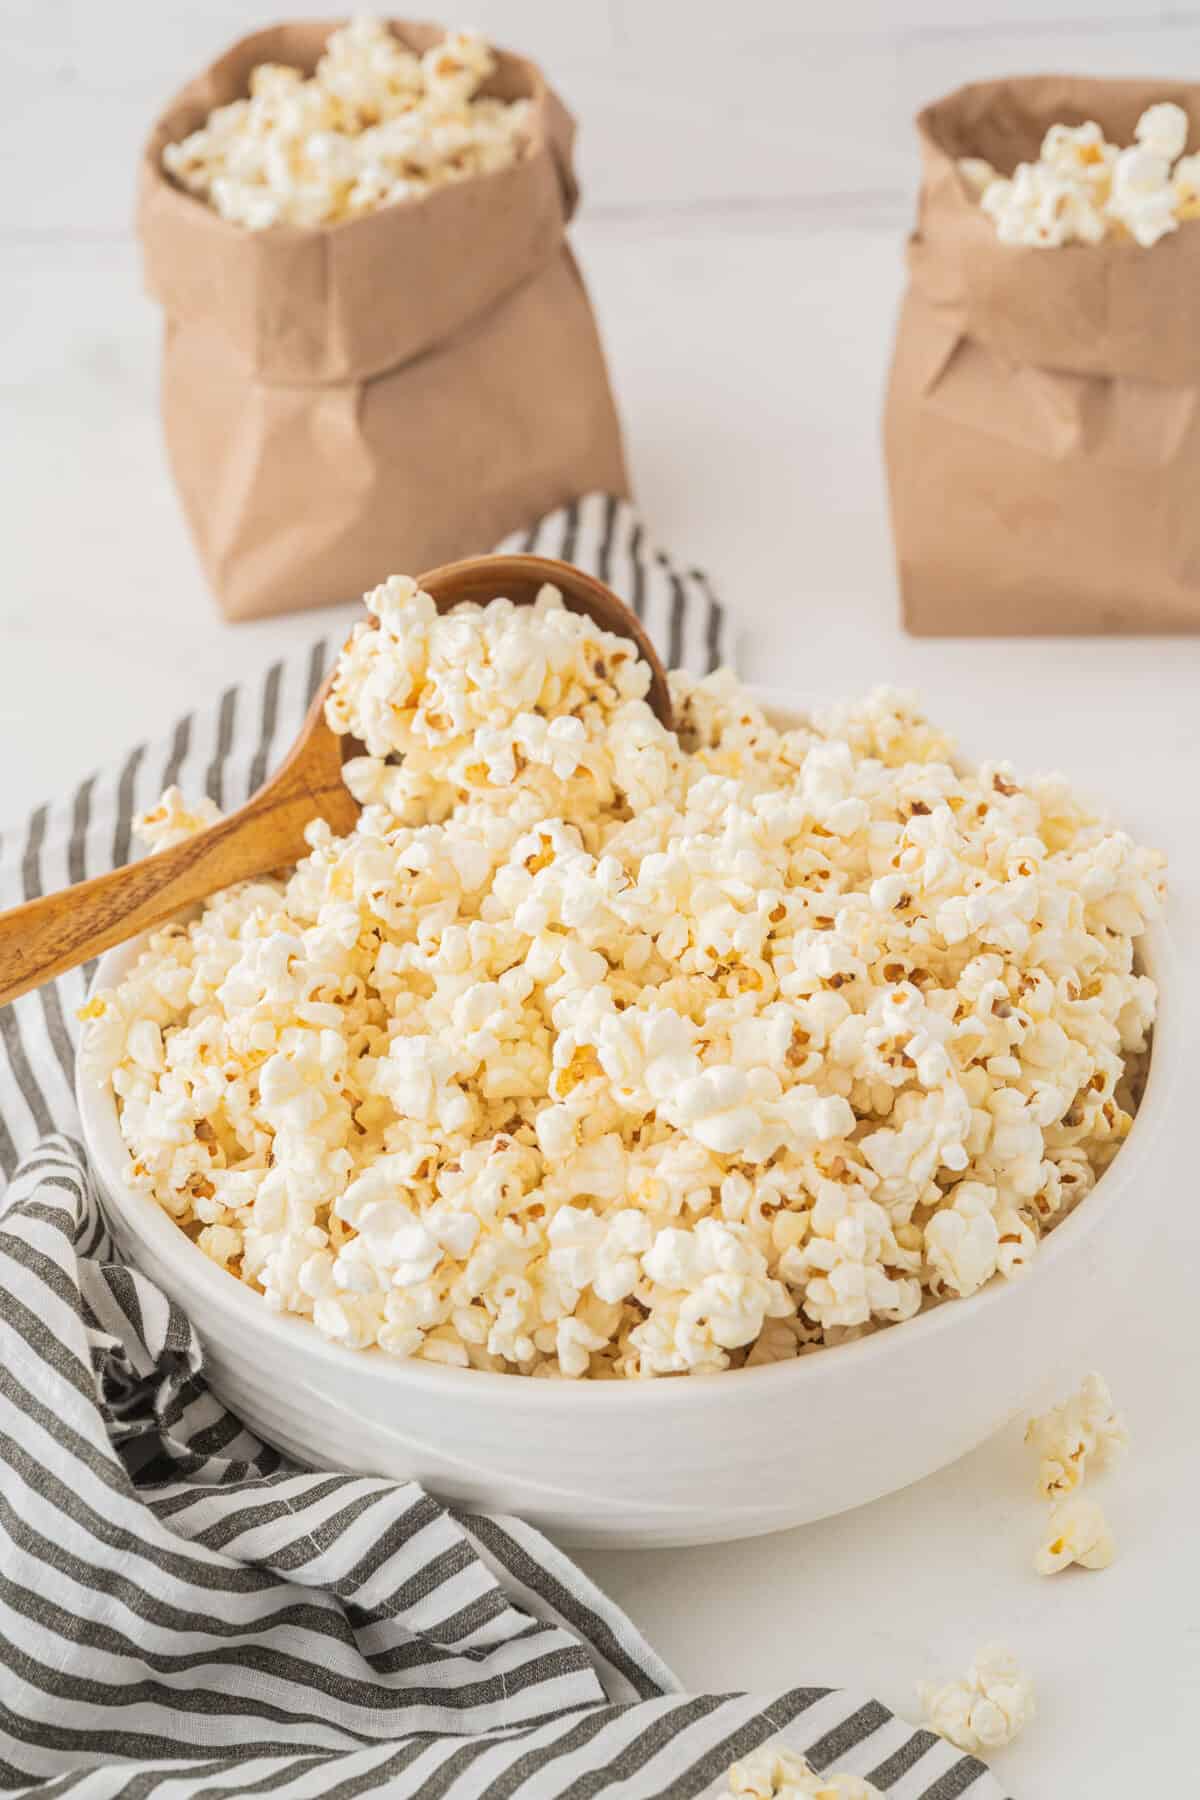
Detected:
left=962, top=99, right=1195, bottom=246
left=1173, top=152, right=1200, bottom=220
left=1108, top=145, right=1177, bottom=248
left=1034, top=1494, right=1116, bottom=1574
left=83, top=579, right=1164, bottom=1378
left=718, top=1743, right=882, bottom=1799
left=162, top=18, right=531, bottom=230
left=1041, top=118, right=1110, bottom=179
left=1025, top=1371, right=1128, bottom=1497
left=135, top=787, right=221, bottom=853
left=957, top=156, right=997, bottom=198
left=924, top=1181, right=1001, bottom=1297
left=918, top=1643, right=1036, bottom=1754
left=1135, top=100, right=1189, bottom=163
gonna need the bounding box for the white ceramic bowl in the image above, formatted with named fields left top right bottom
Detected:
left=77, top=701, right=1178, bottom=1548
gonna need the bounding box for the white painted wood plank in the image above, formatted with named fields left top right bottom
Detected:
left=616, top=0, right=1181, bottom=38
left=571, top=29, right=908, bottom=215
left=898, top=16, right=1200, bottom=121
left=61, top=0, right=620, bottom=86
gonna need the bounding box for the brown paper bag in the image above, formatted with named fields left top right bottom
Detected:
left=885, top=76, right=1200, bottom=635
left=138, top=20, right=629, bottom=621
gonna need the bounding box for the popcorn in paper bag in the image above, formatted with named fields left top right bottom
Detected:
left=139, top=19, right=628, bottom=621
left=885, top=76, right=1200, bottom=635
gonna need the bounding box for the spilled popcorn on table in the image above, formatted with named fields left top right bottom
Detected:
left=1025, top=1370, right=1128, bottom=1499
left=918, top=1642, right=1036, bottom=1755
left=1035, top=1494, right=1117, bottom=1576
left=81, top=576, right=1165, bottom=1378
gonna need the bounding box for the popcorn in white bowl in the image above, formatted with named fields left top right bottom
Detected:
left=162, top=17, right=532, bottom=230
left=81, top=575, right=1164, bottom=1382
left=961, top=99, right=1195, bottom=247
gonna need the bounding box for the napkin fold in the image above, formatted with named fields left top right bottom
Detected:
left=0, top=499, right=1004, bottom=1798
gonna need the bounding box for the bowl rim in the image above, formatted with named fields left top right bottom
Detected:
left=76, top=687, right=1179, bottom=1410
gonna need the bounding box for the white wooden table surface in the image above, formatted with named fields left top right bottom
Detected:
left=3, top=4, right=1199, bottom=1793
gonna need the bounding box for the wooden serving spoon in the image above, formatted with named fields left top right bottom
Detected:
left=0, top=553, right=672, bottom=1010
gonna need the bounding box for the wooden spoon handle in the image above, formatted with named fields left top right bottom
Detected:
left=0, top=816, right=261, bottom=1009
left=0, top=755, right=351, bottom=1010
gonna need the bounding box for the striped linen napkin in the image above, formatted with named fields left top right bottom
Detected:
left=0, top=498, right=1006, bottom=1798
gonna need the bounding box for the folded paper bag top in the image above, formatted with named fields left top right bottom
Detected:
left=136, top=19, right=628, bottom=621
left=886, top=74, right=1200, bottom=635
left=911, top=76, right=1200, bottom=386
left=138, top=19, right=577, bottom=386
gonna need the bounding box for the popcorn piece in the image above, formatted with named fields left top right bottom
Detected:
left=918, top=1643, right=1036, bottom=1754
left=924, top=1181, right=1000, bottom=1297
left=1025, top=1371, right=1128, bottom=1497
left=1108, top=145, right=1178, bottom=247
left=83, top=575, right=1164, bottom=1379
left=421, top=29, right=495, bottom=105
left=135, top=786, right=222, bottom=853
left=718, top=1742, right=882, bottom=1799
left=1035, top=1494, right=1116, bottom=1574
left=1112, top=145, right=1172, bottom=196
left=957, top=156, right=997, bottom=197
left=1135, top=101, right=1189, bottom=163
left=162, top=18, right=530, bottom=230
left=1041, top=119, right=1108, bottom=176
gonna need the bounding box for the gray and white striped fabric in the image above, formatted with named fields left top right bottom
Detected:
left=0, top=498, right=1006, bottom=1798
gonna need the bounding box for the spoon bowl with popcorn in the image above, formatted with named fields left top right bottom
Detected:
left=0, top=554, right=671, bottom=1010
